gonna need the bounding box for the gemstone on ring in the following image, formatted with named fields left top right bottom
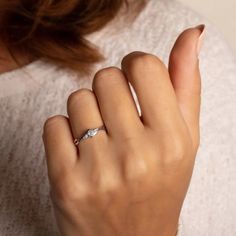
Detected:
left=87, top=128, right=98, bottom=137
left=73, top=125, right=106, bottom=146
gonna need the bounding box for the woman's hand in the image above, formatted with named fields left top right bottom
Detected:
left=42, top=25, right=205, bottom=236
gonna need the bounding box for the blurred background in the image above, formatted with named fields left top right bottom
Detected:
left=179, top=0, right=236, bottom=54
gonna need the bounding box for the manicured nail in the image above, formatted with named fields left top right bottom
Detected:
left=195, top=24, right=206, bottom=56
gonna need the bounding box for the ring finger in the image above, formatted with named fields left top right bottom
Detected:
left=67, top=88, right=108, bottom=159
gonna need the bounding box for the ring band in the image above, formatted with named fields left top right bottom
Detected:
left=74, top=125, right=106, bottom=146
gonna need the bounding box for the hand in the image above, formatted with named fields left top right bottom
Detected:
left=42, top=25, right=205, bottom=236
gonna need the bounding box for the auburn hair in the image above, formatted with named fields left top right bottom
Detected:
left=0, top=0, right=147, bottom=76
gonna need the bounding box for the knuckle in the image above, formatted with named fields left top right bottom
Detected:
left=91, top=168, right=121, bottom=194
left=71, top=169, right=123, bottom=207
left=97, top=178, right=122, bottom=199
left=122, top=150, right=149, bottom=182
left=172, top=140, right=186, bottom=161
left=43, top=115, right=66, bottom=133
left=92, top=66, right=122, bottom=90
left=163, top=135, right=187, bottom=165
left=122, top=52, right=166, bottom=72
left=67, top=88, right=93, bottom=109
left=118, top=136, right=152, bottom=182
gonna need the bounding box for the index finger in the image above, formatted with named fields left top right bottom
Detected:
left=121, top=52, right=185, bottom=133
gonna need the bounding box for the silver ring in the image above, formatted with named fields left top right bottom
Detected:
left=73, top=125, right=106, bottom=146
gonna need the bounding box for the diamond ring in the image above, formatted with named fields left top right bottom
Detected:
left=73, top=125, right=106, bottom=146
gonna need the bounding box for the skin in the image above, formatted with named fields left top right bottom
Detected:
left=42, top=25, right=204, bottom=236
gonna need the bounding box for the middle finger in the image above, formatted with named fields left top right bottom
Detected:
left=92, top=67, right=144, bottom=140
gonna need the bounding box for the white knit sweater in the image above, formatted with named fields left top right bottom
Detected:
left=0, top=0, right=236, bottom=235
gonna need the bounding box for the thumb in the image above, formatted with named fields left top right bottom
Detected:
left=168, top=24, right=205, bottom=152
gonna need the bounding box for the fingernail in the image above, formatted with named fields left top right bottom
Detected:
left=195, top=24, right=206, bottom=56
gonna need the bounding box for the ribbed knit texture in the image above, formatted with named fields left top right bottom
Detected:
left=0, top=0, right=236, bottom=235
